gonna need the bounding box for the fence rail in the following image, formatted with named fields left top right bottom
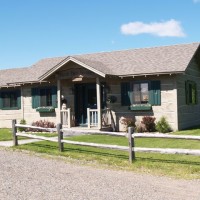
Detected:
left=16, top=132, right=58, bottom=142
left=134, top=133, right=200, bottom=140
left=12, top=119, right=200, bottom=163
left=15, top=124, right=57, bottom=132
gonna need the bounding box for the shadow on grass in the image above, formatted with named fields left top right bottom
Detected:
left=18, top=143, right=128, bottom=159
left=18, top=142, right=200, bottom=166
left=136, top=156, right=200, bottom=166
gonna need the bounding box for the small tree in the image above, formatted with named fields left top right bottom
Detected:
left=141, top=116, right=156, bottom=132
left=156, top=116, right=171, bottom=133
left=18, top=119, right=27, bottom=132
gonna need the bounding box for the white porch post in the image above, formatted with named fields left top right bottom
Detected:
left=87, top=108, right=90, bottom=128
left=57, top=79, right=61, bottom=123
left=96, top=77, right=102, bottom=129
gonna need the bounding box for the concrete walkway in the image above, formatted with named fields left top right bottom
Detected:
left=0, top=139, right=42, bottom=147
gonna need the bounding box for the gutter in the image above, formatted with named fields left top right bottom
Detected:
left=118, top=71, right=185, bottom=78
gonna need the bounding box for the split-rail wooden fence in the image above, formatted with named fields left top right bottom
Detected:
left=12, top=119, right=200, bottom=163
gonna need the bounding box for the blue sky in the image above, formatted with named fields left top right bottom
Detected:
left=0, top=0, right=200, bottom=69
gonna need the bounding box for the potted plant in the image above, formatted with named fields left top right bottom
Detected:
left=106, top=95, right=117, bottom=104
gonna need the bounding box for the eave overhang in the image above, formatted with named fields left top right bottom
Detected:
left=118, top=71, right=185, bottom=79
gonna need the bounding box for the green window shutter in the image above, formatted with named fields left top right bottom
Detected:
left=185, top=80, right=198, bottom=105
left=51, top=86, right=57, bottom=108
left=149, top=80, right=161, bottom=105
left=31, top=88, right=40, bottom=108
left=185, top=81, right=189, bottom=105
left=17, top=90, right=21, bottom=109
left=194, top=83, right=198, bottom=104
left=192, top=82, right=198, bottom=104
left=121, top=82, right=131, bottom=106
left=0, top=91, right=2, bottom=109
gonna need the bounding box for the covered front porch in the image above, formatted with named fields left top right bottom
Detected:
left=49, top=59, right=115, bottom=131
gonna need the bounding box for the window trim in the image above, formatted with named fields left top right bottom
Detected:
left=131, top=80, right=150, bottom=105
left=40, top=87, right=53, bottom=107
left=121, top=80, right=161, bottom=108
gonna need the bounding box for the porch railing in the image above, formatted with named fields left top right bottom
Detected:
left=87, top=108, right=113, bottom=129
left=87, top=108, right=98, bottom=128
left=61, top=108, right=71, bottom=128
left=61, top=108, right=114, bottom=129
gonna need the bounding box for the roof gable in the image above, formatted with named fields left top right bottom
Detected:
left=38, top=56, right=106, bottom=81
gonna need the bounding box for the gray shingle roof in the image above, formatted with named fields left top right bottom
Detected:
left=0, top=67, right=29, bottom=86
left=0, top=57, right=66, bottom=86
left=0, top=43, right=199, bottom=87
left=73, top=42, right=200, bottom=76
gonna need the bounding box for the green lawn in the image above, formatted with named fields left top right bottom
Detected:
left=172, top=126, right=200, bottom=136
left=0, top=128, right=200, bottom=179
left=65, top=134, right=200, bottom=149
left=0, top=129, right=13, bottom=141
left=0, top=128, right=57, bottom=141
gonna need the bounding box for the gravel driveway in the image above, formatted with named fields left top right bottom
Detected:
left=0, top=148, right=200, bottom=200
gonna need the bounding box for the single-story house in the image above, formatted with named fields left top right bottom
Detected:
left=0, top=42, right=200, bottom=131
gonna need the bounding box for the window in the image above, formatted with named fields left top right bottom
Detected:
left=40, top=88, right=52, bottom=106
left=31, top=86, right=57, bottom=108
left=185, top=80, right=197, bottom=105
left=132, top=82, right=149, bottom=104
left=0, top=90, right=21, bottom=110
left=121, top=80, right=161, bottom=106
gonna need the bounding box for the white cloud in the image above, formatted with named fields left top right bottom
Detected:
left=121, top=19, right=186, bottom=37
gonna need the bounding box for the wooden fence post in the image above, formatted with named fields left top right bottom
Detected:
left=57, top=123, right=64, bottom=152
left=12, top=119, right=18, bottom=146
left=128, top=126, right=135, bottom=163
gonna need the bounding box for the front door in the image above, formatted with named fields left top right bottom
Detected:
left=75, top=83, right=97, bottom=126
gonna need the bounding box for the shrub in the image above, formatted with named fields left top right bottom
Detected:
left=31, top=120, right=55, bottom=132
left=156, top=117, right=171, bottom=133
left=141, top=116, right=156, bottom=132
left=135, top=123, right=146, bottom=133
left=120, top=117, right=135, bottom=132
left=18, top=119, right=27, bottom=132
